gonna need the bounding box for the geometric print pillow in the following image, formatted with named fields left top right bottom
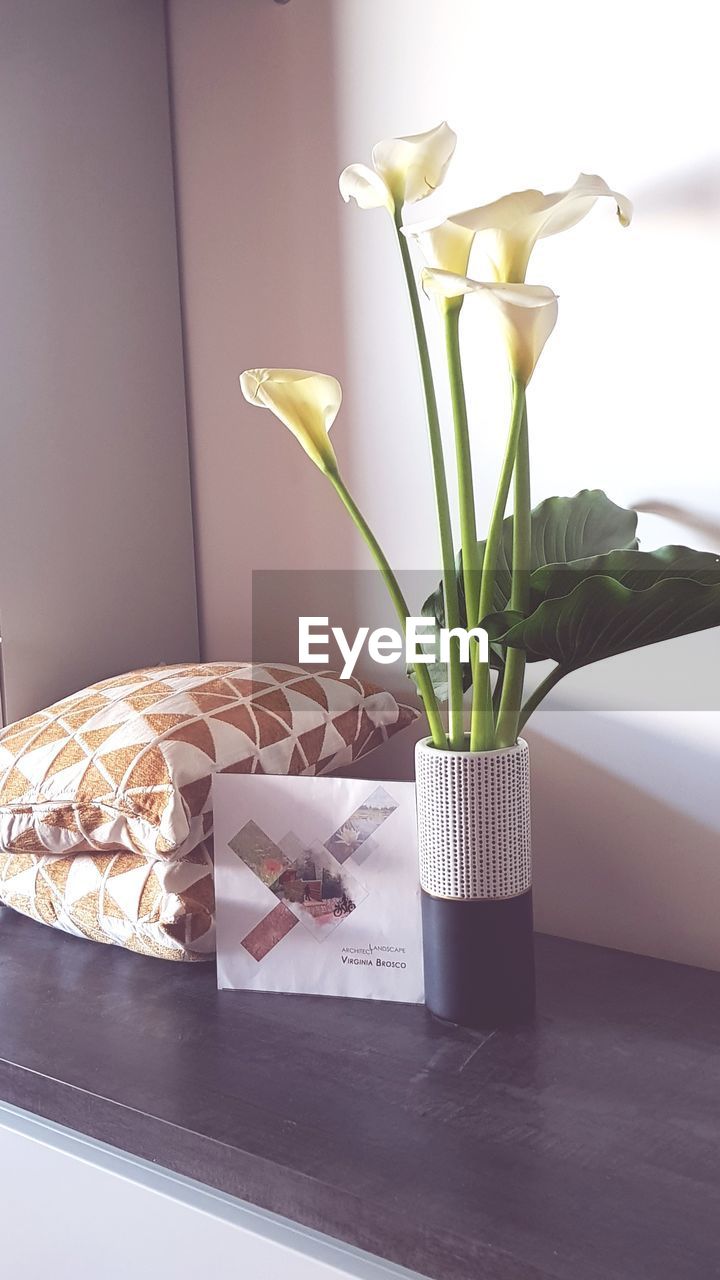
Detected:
left=0, top=662, right=418, bottom=862
left=0, top=839, right=215, bottom=962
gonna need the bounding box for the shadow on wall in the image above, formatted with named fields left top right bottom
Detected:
left=634, top=157, right=720, bottom=220
left=632, top=499, right=720, bottom=549
left=528, top=719, right=720, bottom=972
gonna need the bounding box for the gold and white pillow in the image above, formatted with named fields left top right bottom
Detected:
left=0, top=838, right=214, bottom=962
left=0, top=662, right=418, bottom=861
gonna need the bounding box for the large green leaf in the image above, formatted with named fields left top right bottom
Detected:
left=477, top=488, right=639, bottom=615
left=426, top=489, right=638, bottom=626
left=484, top=545, right=720, bottom=670
left=420, top=490, right=640, bottom=696
left=530, top=545, right=720, bottom=605
left=525, top=490, right=639, bottom=564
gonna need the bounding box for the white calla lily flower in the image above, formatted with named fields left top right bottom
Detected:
left=402, top=216, right=475, bottom=278
left=372, top=122, right=457, bottom=205
left=421, top=270, right=559, bottom=383
left=444, top=173, right=632, bottom=282
left=339, top=122, right=457, bottom=215
left=240, top=368, right=341, bottom=474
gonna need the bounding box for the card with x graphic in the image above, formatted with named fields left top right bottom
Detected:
left=214, top=773, right=423, bottom=1003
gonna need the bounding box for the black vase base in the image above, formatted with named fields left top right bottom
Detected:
left=421, top=889, right=536, bottom=1031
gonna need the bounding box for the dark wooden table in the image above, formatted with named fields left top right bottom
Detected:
left=0, top=907, right=718, bottom=1280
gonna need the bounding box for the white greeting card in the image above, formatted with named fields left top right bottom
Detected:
left=213, top=773, right=424, bottom=1003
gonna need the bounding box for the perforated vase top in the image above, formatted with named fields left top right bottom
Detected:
left=416, top=737, right=531, bottom=901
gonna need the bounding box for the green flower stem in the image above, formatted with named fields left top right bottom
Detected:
left=394, top=215, right=463, bottom=748
left=496, top=402, right=531, bottom=747
left=492, top=665, right=505, bottom=717
left=518, top=663, right=567, bottom=731
left=328, top=470, right=447, bottom=749
left=477, top=378, right=527, bottom=629
left=443, top=301, right=494, bottom=752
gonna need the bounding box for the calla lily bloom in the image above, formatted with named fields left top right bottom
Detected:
left=402, top=215, right=475, bottom=278
left=339, top=122, right=457, bottom=215
left=421, top=270, right=559, bottom=384
left=440, top=173, right=632, bottom=282
left=239, top=368, right=341, bottom=474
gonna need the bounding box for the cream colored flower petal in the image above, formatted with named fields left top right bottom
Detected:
left=371, top=121, right=457, bottom=206
left=421, top=269, right=555, bottom=306
left=450, top=189, right=550, bottom=235
left=531, top=173, right=633, bottom=239
left=421, top=267, right=477, bottom=301
left=402, top=217, right=475, bottom=276
left=449, top=175, right=632, bottom=281
left=339, top=163, right=394, bottom=213
left=499, top=292, right=559, bottom=384
left=446, top=191, right=550, bottom=282
left=240, top=368, right=341, bottom=474
left=421, top=272, right=558, bottom=382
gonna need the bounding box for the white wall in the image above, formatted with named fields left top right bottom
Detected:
left=0, top=0, right=199, bottom=721
left=168, top=0, right=720, bottom=969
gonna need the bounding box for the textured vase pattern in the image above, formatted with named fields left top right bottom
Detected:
left=416, top=738, right=531, bottom=900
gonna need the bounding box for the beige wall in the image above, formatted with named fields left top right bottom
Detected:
left=166, top=0, right=355, bottom=663
left=0, top=0, right=198, bottom=721
left=167, top=1, right=720, bottom=969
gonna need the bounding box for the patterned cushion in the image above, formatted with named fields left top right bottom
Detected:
left=0, top=663, right=417, bottom=861
left=0, top=839, right=214, bottom=962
